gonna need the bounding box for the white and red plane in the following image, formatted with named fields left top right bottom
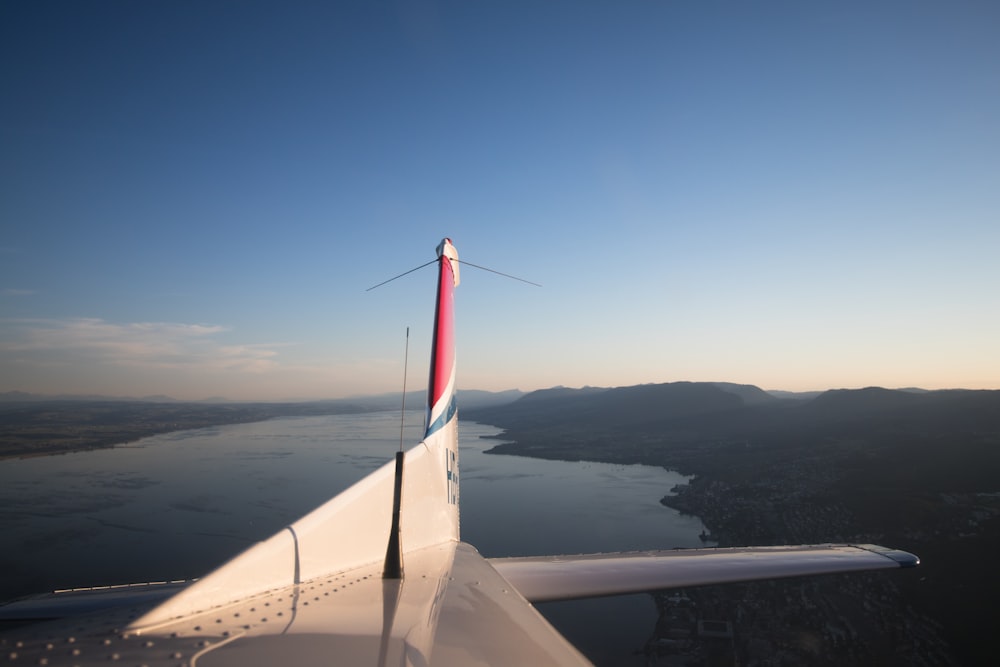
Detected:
left=0, top=238, right=917, bottom=665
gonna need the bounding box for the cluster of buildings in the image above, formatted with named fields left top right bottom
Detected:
left=651, top=461, right=955, bottom=665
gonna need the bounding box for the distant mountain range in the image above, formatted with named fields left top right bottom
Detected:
left=0, top=390, right=188, bottom=403
left=463, top=381, right=1000, bottom=443
left=4, top=383, right=996, bottom=440
left=0, top=383, right=962, bottom=407
left=0, top=388, right=524, bottom=409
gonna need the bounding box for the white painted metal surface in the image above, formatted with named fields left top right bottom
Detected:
left=2, top=543, right=588, bottom=666
left=130, top=427, right=460, bottom=630
left=489, top=544, right=918, bottom=602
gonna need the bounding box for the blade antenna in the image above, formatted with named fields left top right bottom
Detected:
left=366, top=259, right=437, bottom=292
left=456, top=259, right=542, bottom=287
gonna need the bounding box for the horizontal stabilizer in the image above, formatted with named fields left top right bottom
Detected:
left=489, top=544, right=919, bottom=602
left=0, top=581, right=190, bottom=621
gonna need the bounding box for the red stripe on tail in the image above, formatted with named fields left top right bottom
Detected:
left=427, top=239, right=459, bottom=420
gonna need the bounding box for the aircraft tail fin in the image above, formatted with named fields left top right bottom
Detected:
left=130, top=239, right=462, bottom=630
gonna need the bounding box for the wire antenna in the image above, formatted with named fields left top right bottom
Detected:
left=456, top=259, right=542, bottom=287
left=366, top=260, right=437, bottom=292
left=398, top=327, right=409, bottom=453
left=367, top=257, right=541, bottom=292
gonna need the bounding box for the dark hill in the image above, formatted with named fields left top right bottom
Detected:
left=463, top=382, right=751, bottom=431
left=797, top=388, right=1000, bottom=436
left=711, top=382, right=778, bottom=406
left=466, top=384, right=1000, bottom=449
left=808, top=386, right=924, bottom=414
left=516, top=386, right=608, bottom=402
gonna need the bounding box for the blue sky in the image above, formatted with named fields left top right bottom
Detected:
left=2, top=1, right=998, bottom=400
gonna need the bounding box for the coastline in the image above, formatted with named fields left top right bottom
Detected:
left=480, top=427, right=961, bottom=665
left=0, top=401, right=394, bottom=461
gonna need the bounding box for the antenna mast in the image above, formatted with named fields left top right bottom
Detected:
left=398, top=327, right=409, bottom=453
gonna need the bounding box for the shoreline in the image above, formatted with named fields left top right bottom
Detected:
left=0, top=401, right=398, bottom=462
left=0, top=421, right=278, bottom=462
left=479, top=427, right=960, bottom=664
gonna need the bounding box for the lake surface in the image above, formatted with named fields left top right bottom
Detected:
left=0, top=411, right=711, bottom=665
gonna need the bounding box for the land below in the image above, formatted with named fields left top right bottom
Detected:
left=465, top=383, right=1000, bottom=666
left=3, top=383, right=998, bottom=665
left=0, top=389, right=520, bottom=460
left=0, top=400, right=379, bottom=460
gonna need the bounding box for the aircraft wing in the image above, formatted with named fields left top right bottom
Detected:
left=489, top=543, right=919, bottom=602
left=0, top=239, right=919, bottom=666
left=2, top=542, right=590, bottom=667
left=0, top=544, right=918, bottom=666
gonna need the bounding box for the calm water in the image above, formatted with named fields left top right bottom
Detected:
left=0, top=411, right=710, bottom=665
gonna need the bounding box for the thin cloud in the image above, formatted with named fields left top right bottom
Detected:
left=0, top=318, right=272, bottom=371
left=0, top=318, right=398, bottom=399
left=216, top=344, right=281, bottom=373
left=2, top=288, right=35, bottom=297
